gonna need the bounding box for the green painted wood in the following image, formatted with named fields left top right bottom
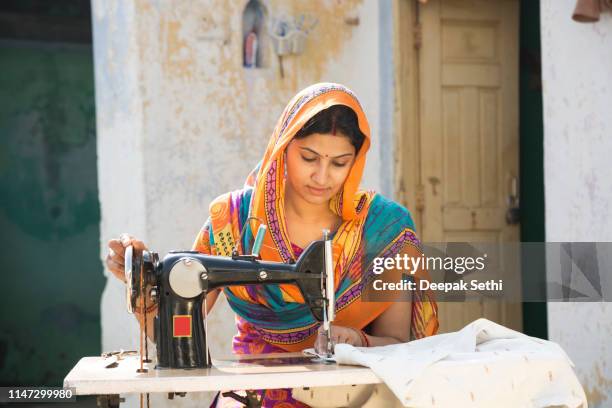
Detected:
left=0, top=41, right=102, bottom=386
left=519, top=0, right=548, bottom=340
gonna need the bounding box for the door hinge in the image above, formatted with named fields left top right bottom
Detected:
left=398, top=180, right=408, bottom=207
left=413, top=22, right=422, bottom=50
left=415, top=184, right=425, bottom=212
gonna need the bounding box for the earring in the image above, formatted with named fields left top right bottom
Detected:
left=283, top=152, right=288, bottom=179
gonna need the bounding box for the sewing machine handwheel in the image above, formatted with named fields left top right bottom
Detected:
left=125, top=245, right=134, bottom=313
left=124, top=245, right=142, bottom=314
left=125, top=246, right=157, bottom=313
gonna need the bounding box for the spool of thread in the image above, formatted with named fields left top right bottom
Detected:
left=252, top=224, right=267, bottom=257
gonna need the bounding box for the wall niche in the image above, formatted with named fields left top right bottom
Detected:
left=242, top=0, right=268, bottom=68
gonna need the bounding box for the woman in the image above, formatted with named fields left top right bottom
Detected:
left=107, top=83, right=438, bottom=407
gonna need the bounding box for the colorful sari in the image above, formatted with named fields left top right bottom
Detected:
left=193, top=83, right=438, bottom=407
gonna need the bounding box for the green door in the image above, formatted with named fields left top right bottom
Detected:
left=0, top=41, right=103, bottom=386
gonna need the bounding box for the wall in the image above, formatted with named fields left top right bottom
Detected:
left=92, top=0, right=394, bottom=405
left=541, top=1, right=612, bottom=405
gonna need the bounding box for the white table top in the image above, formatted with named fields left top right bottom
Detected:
left=63, top=353, right=381, bottom=395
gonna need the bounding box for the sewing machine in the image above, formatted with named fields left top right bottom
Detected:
left=63, top=227, right=396, bottom=408
left=124, top=226, right=336, bottom=369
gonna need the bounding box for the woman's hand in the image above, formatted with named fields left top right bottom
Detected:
left=106, top=233, right=148, bottom=283
left=314, top=323, right=365, bottom=354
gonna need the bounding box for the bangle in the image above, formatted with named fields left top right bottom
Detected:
left=353, top=328, right=370, bottom=347
left=360, top=330, right=370, bottom=347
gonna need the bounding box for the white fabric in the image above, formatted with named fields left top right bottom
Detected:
left=321, top=319, right=587, bottom=407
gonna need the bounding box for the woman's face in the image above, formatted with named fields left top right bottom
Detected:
left=285, top=132, right=356, bottom=206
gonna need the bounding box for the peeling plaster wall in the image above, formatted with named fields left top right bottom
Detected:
left=93, top=0, right=393, bottom=406
left=541, top=1, right=612, bottom=406
left=94, top=0, right=147, bottom=357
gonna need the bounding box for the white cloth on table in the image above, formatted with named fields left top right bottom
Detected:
left=329, top=318, right=587, bottom=407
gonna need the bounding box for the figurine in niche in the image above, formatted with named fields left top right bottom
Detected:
left=244, top=30, right=258, bottom=68
left=242, top=0, right=267, bottom=68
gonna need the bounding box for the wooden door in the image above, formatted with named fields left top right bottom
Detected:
left=418, top=0, right=521, bottom=332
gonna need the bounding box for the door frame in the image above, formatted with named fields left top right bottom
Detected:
left=392, top=0, right=538, bottom=334
left=393, top=0, right=422, bottom=231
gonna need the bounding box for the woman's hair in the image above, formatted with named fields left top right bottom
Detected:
left=294, top=105, right=366, bottom=153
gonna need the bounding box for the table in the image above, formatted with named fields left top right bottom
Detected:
left=63, top=353, right=387, bottom=407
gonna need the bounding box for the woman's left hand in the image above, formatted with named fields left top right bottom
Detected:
left=314, top=324, right=364, bottom=354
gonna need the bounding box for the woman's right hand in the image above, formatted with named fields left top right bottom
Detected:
left=106, top=233, right=148, bottom=283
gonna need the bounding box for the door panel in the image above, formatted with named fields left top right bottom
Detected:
left=418, top=0, right=521, bottom=333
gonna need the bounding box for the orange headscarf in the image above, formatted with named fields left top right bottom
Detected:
left=247, top=83, right=371, bottom=263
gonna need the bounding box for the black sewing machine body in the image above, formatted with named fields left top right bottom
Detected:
left=126, top=240, right=330, bottom=369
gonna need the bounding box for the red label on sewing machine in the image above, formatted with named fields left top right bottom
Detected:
left=173, top=315, right=192, bottom=338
